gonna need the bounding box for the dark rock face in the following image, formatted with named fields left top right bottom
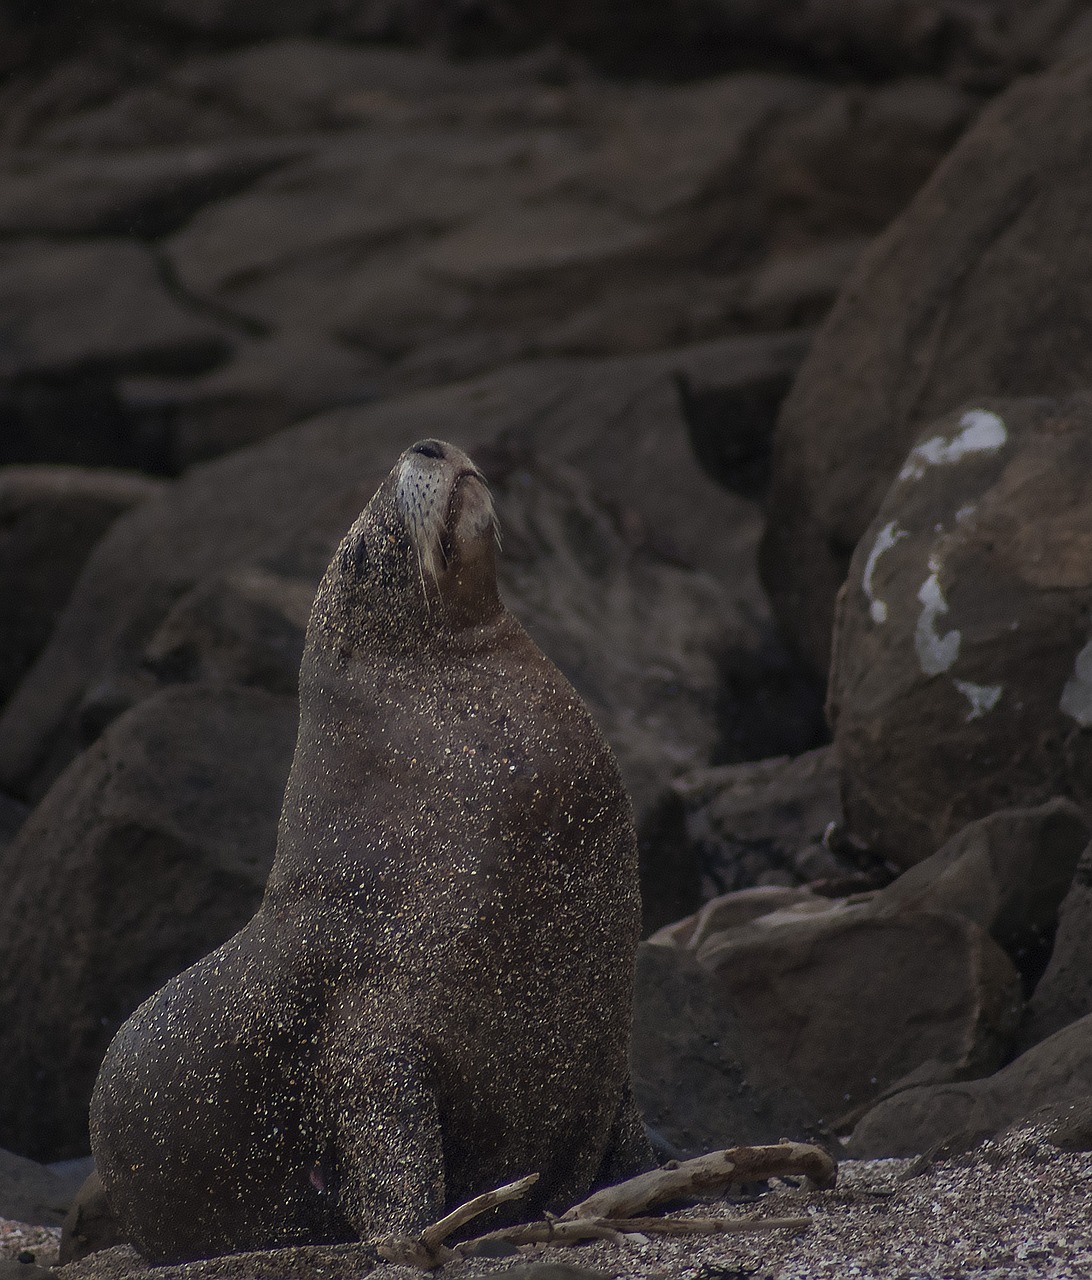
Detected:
left=672, top=746, right=846, bottom=896
left=873, top=800, right=1091, bottom=982
left=0, top=466, right=163, bottom=708
left=830, top=396, right=1092, bottom=865
left=0, top=34, right=973, bottom=475
left=0, top=1146, right=73, bottom=1226
left=763, top=53, right=1092, bottom=673
left=0, top=684, right=297, bottom=1159
left=651, top=890, right=1022, bottom=1122
left=1023, top=844, right=1092, bottom=1047
left=848, top=1011, right=1092, bottom=1158
left=86, top=0, right=1083, bottom=82
left=0, top=239, right=230, bottom=381
left=632, top=943, right=822, bottom=1155
left=60, top=1172, right=125, bottom=1265
left=0, top=338, right=805, bottom=826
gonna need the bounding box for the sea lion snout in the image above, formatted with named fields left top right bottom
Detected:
left=396, top=440, right=496, bottom=589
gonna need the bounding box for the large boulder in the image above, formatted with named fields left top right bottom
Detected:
left=849, top=1011, right=1092, bottom=1157
left=2, top=40, right=973, bottom=473
left=0, top=337, right=804, bottom=828
left=630, top=943, right=822, bottom=1156
left=650, top=890, right=1022, bottom=1121
left=671, top=746, right=846, bottom=896
left=0, top=1146, right=73, bottom=1225
left=1023, top=844, right=1092, bottom=1047
left=0, top=683, right=297, bottom=1159
left=872, top=800, right=1091, bottom=974
left=0, top=467, right=163, bottom=710
left=762, top=53, right=1092, bottom=673
left=0, top=239, right=230, bottom=381
left=0, top=140, right=303, bottom=238
left=830, top=396, right=1092, bottom=865
left=90, top=1, right=1082, bottom=83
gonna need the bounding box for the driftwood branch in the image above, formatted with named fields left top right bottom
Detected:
left=419, top=1172, right=539, bottom=1251
left=371, top=1141, right=835, bottom=1270
left=563, top=1142, right=836, bottom=1221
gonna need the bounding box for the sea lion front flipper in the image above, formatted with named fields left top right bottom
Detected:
left=325, top=1037, right=445, bottom=1239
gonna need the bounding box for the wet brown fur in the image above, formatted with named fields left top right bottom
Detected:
left=89, top=440, right=653, bottom=1263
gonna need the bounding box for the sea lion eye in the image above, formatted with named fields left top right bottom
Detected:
left=411, top=441, right=445, bottom=460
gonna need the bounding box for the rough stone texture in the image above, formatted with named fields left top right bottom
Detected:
left=0, top=140, right=304, bottom=237
left=0, top=466, right=164, bottom=709
left=671, top=746, right=846, bottom=895
left=0, top=240, right=230, bottom=382
left=0, top=37, right=976, bottom=474
left=849, top=1011, right=1092, bottom=1158
left=1023, top=843, right=1092, bottom=1047
left=88, top=1, right=1084, bottom=84
left=60, top=1174, right=124, bottom=1266
left=872, top=799, right=1090, bottom=979
left=0, top=1148, right=72, bottom=1226
left=829, top=396, right=1092, bottom=866
left=762, top=52, right=1092, bottom=674
left=0, top=337, right=805, bottom=821
left=630, top=942, right=822, bottom=1156
left=653, top=894, right=1022, bottom=1121
left=118, top=329, right=380, bottom=470
left=0, top=683, right=297, bottom=1159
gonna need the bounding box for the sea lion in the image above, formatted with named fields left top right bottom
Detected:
left=90, top=439, right=653, bottom=1263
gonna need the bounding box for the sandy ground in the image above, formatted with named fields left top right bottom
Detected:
left=9, top=1128, right=1092, bottom=1279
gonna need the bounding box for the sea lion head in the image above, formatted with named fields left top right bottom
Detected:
left=313, top=439, right=503, bottom=654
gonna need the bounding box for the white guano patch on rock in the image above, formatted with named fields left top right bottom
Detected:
left=1060, top=638, right=1092, bottom=727
left=862, top=520, right=907, bottom=624
left=915, top=556, right=961, bottom=676
left=899, top=409, right=1007, bottom=482
left=953, top=680, right=1002, bottom=721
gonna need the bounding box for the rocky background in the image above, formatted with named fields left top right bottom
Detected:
left=6, top=0, right=1092, bottom=1271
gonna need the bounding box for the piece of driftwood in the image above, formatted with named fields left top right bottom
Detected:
left=419, top=1173, right=539, bottom=1251
left=373, top=1141, right=835, bottom=1269
left=563, top=1142, right=837, bottom=1220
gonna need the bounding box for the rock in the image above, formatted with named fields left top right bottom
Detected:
left=0, top=683, right=297, bottom=1159
left=0, top=338, right=793, bottom=823
left=0, top=1146, right=72, bottom=1225
left=763, top=53, right=1092, bottom=673
left=1024, top=844, right=1092, bottom=1046
left=873, top=800, right=1091, bottom=976
left=95, top=1, right=1080, bottom=84
left=631, top=942, right=822, bottom=1155
left=0, top=466, right=164, bottom=708
left=0, top=140, right=304, bottom=237
left=849, top=1010, right=1092, bottom=1158
left=1017, top=1096, right=1092, bottom=1151
left=658, top=893, right=1023, bottom=1120
left=166, top=38, right=560, bottom=133
left=829, top=396, right=1092, bottom=865
left=0, top=239, right=231, bottom=381
left=0, top=1261, right=55, bottom=1279
left=118, top=330, right=380, bottom=469
left=736, top=237, right=870, bottom=330
left=60, top=1172, right=125, bottom=1265
left=0, top=792, right=27, bottom=850
left=671, top=746, right=846, bottom=896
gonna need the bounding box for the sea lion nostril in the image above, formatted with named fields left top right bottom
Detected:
left=411, top=441, right=445, bottom=460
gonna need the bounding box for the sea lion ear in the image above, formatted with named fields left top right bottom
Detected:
left=339, top=531, right=369, bottom=580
